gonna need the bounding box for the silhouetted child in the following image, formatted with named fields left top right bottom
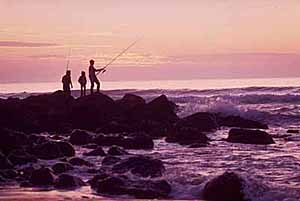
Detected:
left=78, top=71, right=87, bottom=96
left=62, top=70, right=73, bottom=95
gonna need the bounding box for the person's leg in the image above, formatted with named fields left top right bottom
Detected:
left=84, top=85, right=86, bottom=96
left=90, top=80, right=94, bottom=94
left=80, top=86, right=83, bottom=97
left=95, top=78, right=100, bottom=93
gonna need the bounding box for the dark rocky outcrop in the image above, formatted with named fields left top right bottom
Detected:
left=0, top=128, right=29, bottom=154
left=217, top=115, right=268, bottom=129
left=52, top=162, right=73, bottom=174
left=69, top=129, right=93, bottom=145
left=83, top=147, right=106, bottom=156
left=116, top=94, right=146, bottom=111
left=166, top=127, right=209, bottom=145
left=91, top=175, right=171, bottom=199
left=226, top=128, right=275, bottom=145
left=54, top=174, right=85, bottom=189
left=202, top=172, right=246, bottom=201
left=32, top=141, right=75, bottom=160
left=7, top=149, right=37, bottom=166
left=107, top=146, right=128, bottom=156
left=29, top=167, right=55, bottom=186
left=112, top=155, right=165, bottom=178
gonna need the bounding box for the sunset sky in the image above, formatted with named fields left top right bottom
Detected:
left=0, top=0, right=300, bottom=83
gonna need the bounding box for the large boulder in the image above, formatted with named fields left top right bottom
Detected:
left=68, top=157, right=93, bottom=167
left=52, top=162, right=73, bottom=174
left=69, top=129, right=93, bottom=145
left=217, top=115, right=268, bottom=129
left=116, top=94, right=146, bottom=110
left=175, top=112, right=218, bottom=132
left=202, top=172, right=246, bottom=201
left=166, top=127, right=209, bottom=145
left=71, top=93, right=121, bottom=130
left=226, top=129, right=275, bottom=145
left=32, top=141, right=75, bottom=160
left=92, top=176, right=171, bottom=199
left=54, top=174, right=85, bottom=189
left=112, top=155, right=165, bottom=178
left=29, top=167, right=55, bottom=186
left=122, top=134, right=154, bottom=150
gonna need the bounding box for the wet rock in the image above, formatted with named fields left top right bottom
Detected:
left=29, top=167, right=55, bottom=186
left=69, top=129, right=93, bottom=145
left=82, top=143, right=99, bottom=149
left=28, top=134, right=47, bottom=145
left=71, top=93, right=120, bottom=130
left=68, top=157, right=93, bottom=167
left=0, top=128, right=29, bottom=154
left=0, top=169, right=18, bottom=179
left=116, top=94, right=146, bottom=110
left=287, top=129, right=299, bottom=134
left=122, top=134, right=154, bottom=150
left=102, top=156, right=122, bottom=166
left=202, top=172, right=246, bottom=201
left=96, top=121, right=132, bottom=134
left=107, top=146, right=128, bottom=156
left=52, top=162, right=73, bottom=174
left=92, top=176, right=171, bottom=199
left=166, top=127, right=209, bottom=145
left=54, top=174, right=85, bottom=189
left=112, top=155, right=165, bottom=178
left=88, top=173, right=109, bottom=188
left=83, top=147, right=106, bottom=156
left=217, top=115, right=268, bottom=129
left=7, top=149, right=37, bottom=166
left=93, top=134, right=124, bottom=146
left=175, top=112, right=218, bottom=132
left=32, top=141, right=75, bottom=160
left=18, top=166, right=35, bottom=180
left=226, top=128, right=275, bottom=145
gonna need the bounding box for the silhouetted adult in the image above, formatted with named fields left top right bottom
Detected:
left=62, top=70, right=73, bottom=95
left=89, top=59, right=105, bottom=94
left=78, top=71, right=87, bottom=97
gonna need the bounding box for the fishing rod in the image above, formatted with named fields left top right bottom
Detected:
left=66, top=48, right=72, bottom=71
left=97, top=38, right=140, bottom=75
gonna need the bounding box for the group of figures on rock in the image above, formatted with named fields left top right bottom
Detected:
left=0, top=91, right=278, bottom=200
left=62, top=59, right=105, bottom=97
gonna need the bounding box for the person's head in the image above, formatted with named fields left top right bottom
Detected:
left=89, top=59, right=95, bottom=65
left=66, top=70, right=71, bottom=76
left=81, top=71, right=85, bottom=76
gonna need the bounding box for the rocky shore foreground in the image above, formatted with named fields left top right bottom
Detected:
left=0, top=91, right=276, bottom=200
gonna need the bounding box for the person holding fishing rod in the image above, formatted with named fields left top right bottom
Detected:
left=89, top=59, right=105, bottom=94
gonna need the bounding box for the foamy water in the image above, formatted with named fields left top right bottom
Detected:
left=1, top=78, right=300, bottom=200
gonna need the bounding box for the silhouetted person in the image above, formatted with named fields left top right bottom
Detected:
left=89, top=59, right=105, bottom=94
left=62, top=70, right=73, bottom=95
left=78, top=71, right=87, bottom=97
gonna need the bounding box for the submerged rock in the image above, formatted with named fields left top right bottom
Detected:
left=29, top=167, right=55, bottom=186
left=52, top=162, right=73, bottom=174
left=92, top=175, right=171, bottom=199
left=54, top=174, right=85, bottom=189
left=32, top=141, right=75, bottom=160
left=102, top=156, right=122, bottom=166
left=287, top=129, right=299, bottom=134
left=226, top=128, right=275, bottom=145
left=166, top=127, right=209, bottom=145
left=202, top=172, right=246, bottom=201
left=68, top=157, right=93, bottom=167
left=83, top=147, right=106, bottom=156
left=112, top=155, right=165, bottom=178
left=217, top=115, right=268, bottom=129
left=107, top=146, right=128, bottom=156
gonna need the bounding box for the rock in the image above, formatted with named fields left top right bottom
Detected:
left=102, top=156, right=122, bottom=166
left=287, top=129, right=299, bottom=134
left=18, top=166, right=35, bottom=180
left=93, top=134, right=124, bottom=146
left=69, top=129, right=93, bottom=145
left=52, top=162, right=73, bottom=174
left=88, top=173, right=109, bottom=188
left=32, top=141, right=75, bottom=160
left=0, top=152, right=13, bottom=169
left=92, top=176, right=171, bottom=199
left=29, top=167, right=55, bottom=186
left=217, top=115, right=268, bottom=129
left=82, top=143, right=99, bottom=149
left=0, top=169, right=18, bottom=179
left=54, top=174, right=85, bottom=189
left=202, top=172, right=246, bottom=201
left=0, top=128, right=29, bottom=154
left=175, top=112, right=218, bottom=132
left=226, top=128, right=275, bottom=145
left=96, top=121, right=131, bottom=134
left=71, top=93, right=120, bottom=130
left=112, top=155, right=165, bottom=178
left=83, top=147, right=106, bottom=156
left=107, top=146, right=128, bottom=156
left=122, top=134, right=154, bottom=150
left=166, top=127, right=209, bottom=145
left=68, top=157, right=93, bottom=167
left=7, top=149, right=37, bottom=166
left=189, top=143, right=208, bottom=148
left=116, top=94, right=146, bottom=110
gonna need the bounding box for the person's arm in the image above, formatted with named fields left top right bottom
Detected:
left=96, top=67, right=105, bottom=72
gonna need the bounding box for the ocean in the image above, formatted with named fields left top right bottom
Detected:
left=1, top=77, right=300, bottom=200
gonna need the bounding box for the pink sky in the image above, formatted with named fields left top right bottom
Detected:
left=0, top=0, right=300, bottom=82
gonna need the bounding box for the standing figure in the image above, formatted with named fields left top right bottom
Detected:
left=89, top=59, right=105, bottom=94
left=78, top=71, right=87, bottom=97
left=62, top=70, right=73, bottom=95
